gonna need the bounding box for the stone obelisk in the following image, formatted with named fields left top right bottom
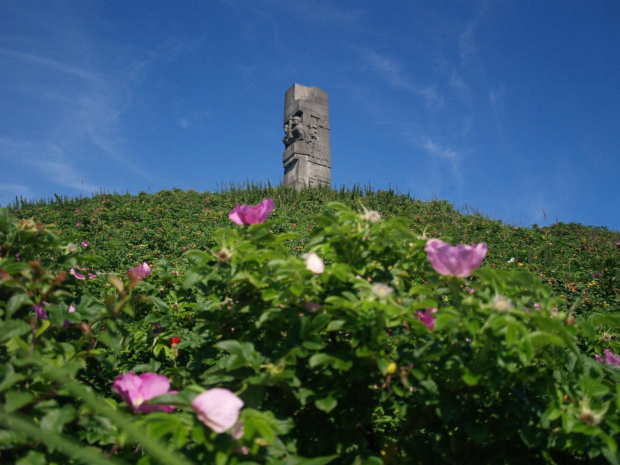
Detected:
left=282, top=84, right=331, bottom=189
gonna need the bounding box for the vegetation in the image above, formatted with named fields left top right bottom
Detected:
left=1, top=184, right=620, bottom=464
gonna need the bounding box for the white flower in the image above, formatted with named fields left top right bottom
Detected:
left=492, top=295, right=513, bottom=312
left=305, top=253, right=324, bottom=274
left=371, top=283, right=393, bottom=298
left=363, top=209, right=381, bottom=223
left=507, top=257, right=516, bottom=263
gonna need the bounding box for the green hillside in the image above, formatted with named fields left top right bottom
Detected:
left=9, top=184, right=620, bottom=314
left=3, top=184, right=620, bottom=464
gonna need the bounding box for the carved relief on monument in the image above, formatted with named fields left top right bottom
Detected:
left=283, top=113, right=315, bottom=148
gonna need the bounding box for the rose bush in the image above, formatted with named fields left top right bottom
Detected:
left=1, top=199, right=619, bottom=464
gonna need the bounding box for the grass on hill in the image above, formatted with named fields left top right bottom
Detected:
left=7, top=182, right=620, bottom=315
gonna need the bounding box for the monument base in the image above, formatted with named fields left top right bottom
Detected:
left=283, top=154, right=331, bottom=189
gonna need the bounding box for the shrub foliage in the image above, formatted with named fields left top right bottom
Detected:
left=1, top=185, right=620, bottom=464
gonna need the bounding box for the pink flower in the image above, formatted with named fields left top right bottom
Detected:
left=425, top=239, right=487, bottom=277
left=113, top=372, right=177, bottom=413
left=228, top=198, right=274, bottom=225
left=76, top=222, right=82, bottom=226
left=415, top=307, right=438, bottom=331
left=305, top=253, right=324, bottom=274
left=603, top=349, right=620, bottom=366
left=304, top=302, right=322, bottom=312
left=81, top=241, right=88, bottom=248
left=63, top=303, right=76, bottom=328
left=70, top=268, right=86, bottom=280
left=127, top=263, right=151, bottom=281
left=192, top=388, right=244, bottom=433
left=33, top=301, right=49, bottom=319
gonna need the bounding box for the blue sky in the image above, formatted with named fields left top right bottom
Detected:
left=1, top=1, right=619, bottom=230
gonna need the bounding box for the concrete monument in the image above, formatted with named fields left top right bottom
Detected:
left=282, top=84, right=331, bottom=189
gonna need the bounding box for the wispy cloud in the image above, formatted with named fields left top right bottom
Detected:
left=0, top=47, right=107, bottom=85
left=0, top=183, right=32, bottom=197
left=175, top=110, right=212, bottom=130
left=459, top=21, right=477, bottom=60
left=489, top=84, right=506, bottom=142
left=358, top=49, right=444, bottom=108
left=423, top=139, right=459, bottom=162
left=287, top=1, right=364, bottom=27
left=29, top=158, right=102, bottom=194
left=0, top=21, right=197, bottom=204
left=421, top=138, right=464, bottom=195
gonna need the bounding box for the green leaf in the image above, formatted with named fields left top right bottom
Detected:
left=0, top=364, right=26, bottom=392
left=376, top=358, right=389, bottom=375
left=40, top=405, right=77, bottom=433
left=282, top=455, right=339, bottom=465
left=215, top=449, right=229, bottom=465
left=527, top=331, right=565, bottom=348
left=149, top=296, right=169, bottom=311
left=326, top=320, right=345, bottom=332
left=4, top=391, right=35, bottom=413
left=6, top=293, right=32, bottom=319
left=419, top=379, right=438, bottom=396
left=16, top=451, right=47, bottom=465
left=505, top=322, right=520, bottom=347
left=0, top=320, right=31, bottom=342
left=294, top=387, right=315, bottom=406
left=242, top=408, right=294, bottom=444
left=308, top=353, right=332, bottom=369
left=315, top=393, right=337, bottom=413
left=182, top=271, right=204, bottom=289
left=309, top=313, right=331, bottom=334
left=461, top=371, right=481, bottom=386
left=261, top=288, right=279, bottom=301
left=330, top=263, right=351, bottom=282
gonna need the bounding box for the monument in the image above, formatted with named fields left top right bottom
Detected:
left=282, top=84, right=331, bottom=189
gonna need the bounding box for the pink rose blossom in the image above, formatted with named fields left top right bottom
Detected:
left=305, top=253, right=325, bottom=274
left=192, top=388, right=244, bottom=433
left=127, top=263, right=151, bottom=281
left=229, top=198, right=274, bottom=225
left=603, top=349, right=620, bottom=366
left=594, top=350, right=620, bottom=367
left=63, top=303, right=76, bottom=328
left=32, top=301, right=49, bottom=319
left=81, top=241, right=88, bottom=248
left=113, top=372, right=177, bottom=413
left=425, top=239, right=487, bottom=277
left=70, top=268, right=86, bottom=280
left=415, top=307, right=438, bottom=331
left=304, top=302, right=322, bottom=312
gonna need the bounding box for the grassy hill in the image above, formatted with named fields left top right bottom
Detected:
left=8, top=183, right=620, bottom=315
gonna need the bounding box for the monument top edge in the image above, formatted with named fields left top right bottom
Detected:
left=287, top=83, right=328, bottom=101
